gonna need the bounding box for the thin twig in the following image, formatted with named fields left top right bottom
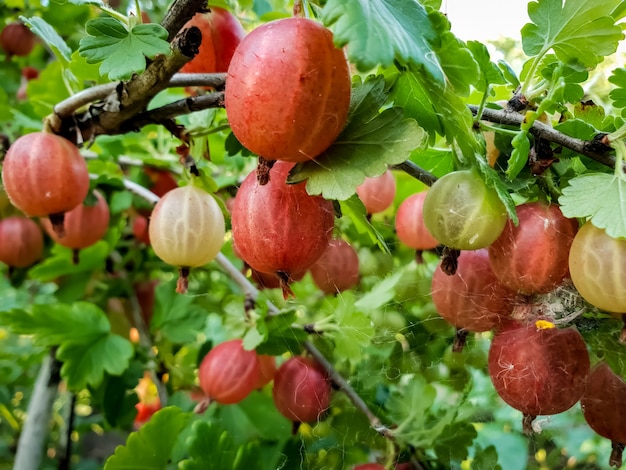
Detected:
left=470, top=105, right=617, bottom=169
left=161, top=0, right=209, bottom=41
left=391, top=160, right=438, bottom=187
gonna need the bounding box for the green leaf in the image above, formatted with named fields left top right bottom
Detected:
left=506, top=131, right=531, bottom=180
left=288, top=75, right=426, bottom=200
left=609, top=68, right=626, bottom=115
left=321, top=0, right=444, bottom=82
left=105, top=406, right=192, bottom=469
left=327, top=292, right=375, bottom=365
left=0, top=302, right=110, bottom=347
left=433, top=422, right=477, bottom=463
left=339, top=196, right=390, bottom=253
left=355, top=271, right=403, bottom=311
left=521, top=0, right=623, bottom=70
left=79, top=18, right=170, bottom=80
left=152, top=280, right=207, bottom=343
left=57, top=334, right=134, bottom=389
left=28, top=241, right=109, bottom=282
left=180, top=420, right=261, bottom=470
left=430, top=14, right=479, bottom=96
left=472, top=446, right=502, bottom=470
left=20, top=16, right=72, bottom=64
left=559, top=173, right=626, bottom=238
left=389, top=68, right=480, bottom=160
left=254, top=310, right=308, bottom=356
left=467, top=40, right=506, bottom=92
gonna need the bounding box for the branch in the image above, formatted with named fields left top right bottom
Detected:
left=161, top=0, right=209, bottom=41
left=14, top=349, right=61, bottom=470
left=53, top=74, right=226, bottom=119
left=470, top=105, right=617, bottom=169
left=47, top=29, right=205, bottom=142
left=391, top=160, right=437, bottom=187
left=124, top=92, right=224, bottom=134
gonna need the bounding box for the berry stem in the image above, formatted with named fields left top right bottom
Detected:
left=522, top=413, right=537, bottom=435
left=609, top=441, right=625, bottom=468
left=49, top=212, right=66, bottom=239
left=176, top=266, right=190, bottom=294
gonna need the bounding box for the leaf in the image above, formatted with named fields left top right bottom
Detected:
left=339, top=196, right=390, bottom=253
left=521, top=0, right=623, bottom=70
left=79, top=18, right=170, bottom=80
left=506, top=131, right=531, bottom=180
left=0, top=302, right=110, bottom=347
left=433, top=422, right=477, bottom=463
left=466, top=40, right=506, bottom=92
left=559, top=173, right=626, bottom=238
left=389, top=68, right=481, bottom=160
left=179, top=420, right=262, bottom=470
left=28, top=241, right=109, bottom=282
left=321, top=0, right=444, bottom=82
left=288, top=75, right=426, bottom=200
left=151, top=280, right=207, bottom=343
left=609, top=68, right=626, bottom=114
left=20, top=16, right=72, bottom=64
left=324, top=292, right=375, bottom=364
left=105, top=406, right=192, bottom=469
left=254, top=310, right=308, bottom=356
left=472, top=445, right=502, bottom=470
left=429, top=14, right=479, bottom=96
left=355, top=271, right=403, bottom=312
left=57, top=334, right=134, bottom=389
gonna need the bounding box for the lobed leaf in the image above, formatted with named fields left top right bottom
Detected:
left=559, top=173, right=626, bottom=239
left=105, top=406, right=192, bottom=469
left=321, top=0, right=444, bottom=82
left=521, top=0, right=623, bottom=70
left=57, top=334, right=134, bottom=390
left=79, top=18, right=170, bottom=80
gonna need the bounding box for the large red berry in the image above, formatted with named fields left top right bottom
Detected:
left=431, top=249, right=517, bottom=332
left=309, top=239, right=360, bottom=294
left=488, top=320, right=590, bottom=433
left=2, top=132, right=90, bottom=236
left=488, top=202, right=578, bottom=294
left=0, top=216, right=43, bottom=268
left=231, top=162, right=334, bottom=295
left=580, top=362, right=626, bottom=468
left=272, top=356, right=331, bottom=423
left=225, top=17, right=351, bottom=162
left=41, top=190, right=110, bottom=250
left=198, top=339, right=260, bottom=405
left=0, top=23, right=36, bottom=56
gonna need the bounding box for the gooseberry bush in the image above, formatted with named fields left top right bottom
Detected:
left=3, top=1, right=626, bottom=469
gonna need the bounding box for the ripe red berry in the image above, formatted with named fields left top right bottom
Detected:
left=225, top=17, right=351, bottom=162
left=356, top=170, right=396, bottom=215
left=309, top=239, right=360, bottom=294
left=231, top=162, right=334, bottom=296
left=395, top=191, right=439, bottom=251
left=488, top=202, right=578, bottom=294
left=2, top=132, right=90, bottom=237
left=0, top=216, right=44, bottom=268
left=0, top=23, right=36, bottom=57
left=272, top=356, right=331, bottom=423
left=580, top=362, right=626, bottom=468
left=198, top=339, right=260, bottom=405
left=488, top=320, right=590, bottom=434
left=41, top=190, right=110, bottom=250
left=431, top=249, right=517, bottom=332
